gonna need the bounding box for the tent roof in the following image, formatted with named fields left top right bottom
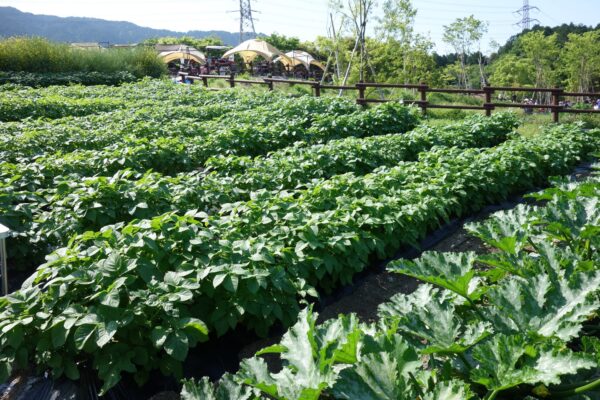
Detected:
left=71, top=42, right=102, bottom=49
left=159, top=50, right=206, bottom=64
left=222, top=39, right=291, bottom=64
left=158, top=45, right=206, bottom=64
left=275, top=50, right=326, bottom=71
left=155, top=44, right=188, bottom=52
left=206, top=45, right=232, bottom=50
left=0, top=223, right=9, bottom=240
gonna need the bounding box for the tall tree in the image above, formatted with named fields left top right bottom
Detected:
left=377, top=0, right=416, bottom=43
left=489, top=54, right=534, bottom=87
left=376, top=0, right=420, bottom=83
left=330, top=0, right=376, bottom=83
left=519, top=31, right=559, bottom=93
left=143, top=36, right=223, bottom=49
left=261, top=33, right=301, bottom=53
left=561, top=31, right=600, bottom=93
left=442, top=15, right=487, bottom=88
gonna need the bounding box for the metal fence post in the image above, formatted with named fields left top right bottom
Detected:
left=0, top=224, right=9, bottom=295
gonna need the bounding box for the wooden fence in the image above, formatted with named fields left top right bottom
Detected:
left=179, top=73, right=600, bottom=123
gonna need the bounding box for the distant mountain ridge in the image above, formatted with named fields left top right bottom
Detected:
left=0, top=6, right=244, bottom=46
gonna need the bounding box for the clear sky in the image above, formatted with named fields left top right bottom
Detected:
left=0, top=0, right=598, bottom=54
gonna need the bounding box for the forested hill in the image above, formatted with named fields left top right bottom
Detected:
left=0, top=6, right=240, bottom=45
left=495, top=22, right=600, bottom=57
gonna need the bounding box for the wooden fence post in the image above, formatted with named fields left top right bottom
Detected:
left=266, top=75, right=274, bottom=91
left=313, top=82, right=321, bottom=97
left=202, top=77, right=208, bottom=87
left=357, top=81, right=366, bottom=106
left=419, top=82, right=428, bottom=115
left=229, top=73, right=235, bottom=88
left=552, top=87, right=562, bottom=123
left=484, top=86, right=493, bottom=117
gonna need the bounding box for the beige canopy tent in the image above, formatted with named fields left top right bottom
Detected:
left=222, top=39, right=291, bottom=64
left=275, top=50, right=326, bottom=71
left=157, top=45, right=206, bottom=64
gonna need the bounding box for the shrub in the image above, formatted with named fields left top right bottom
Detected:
left=0, top=37, right=167, bottom=81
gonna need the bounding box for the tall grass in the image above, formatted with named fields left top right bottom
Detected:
left=0, top=37, right=166, bottom=78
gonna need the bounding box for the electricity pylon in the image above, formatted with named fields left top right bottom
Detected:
left=239, top=0, right=257, bottom=43
left=515, top=0, right=540, bottom=31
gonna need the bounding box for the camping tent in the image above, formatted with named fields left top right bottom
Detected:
left=275, top=50, right=326, bottom=71
left=222, top=39, right=291, bottom=64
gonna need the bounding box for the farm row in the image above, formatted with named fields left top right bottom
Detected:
left=1, top=112, right=514, bottom=269
left=0, top=81, right=599, bottom=396
left=186, top=170, right=600, bottom=399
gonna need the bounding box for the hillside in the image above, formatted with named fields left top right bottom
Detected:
left=0, top=6, right=242, bottom=45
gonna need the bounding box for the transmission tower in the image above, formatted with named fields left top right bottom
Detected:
left=514, top=0, right=540, bottom=31
left=239, top=0, right=257, bottom=43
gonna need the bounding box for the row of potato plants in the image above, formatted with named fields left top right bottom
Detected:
left=0, top=79, right=199, bottom=121
left=0, top=95, right=128, bottom=122
left=0, top=124, right=596, bottom=393
left=0, top=71, right=140, bottom=89
left=0, top=93, right=360, bottom=163
left=2, top=113, right=517, bottom=270
left=183, top=171, right=600, bottom=399
left=0, top=78, right=263, bottom=121
left=0, top=102, right=417, bottom=198
left=1, top=78, right=225, bottom=102
left=202, top=113, right=517, bottom=187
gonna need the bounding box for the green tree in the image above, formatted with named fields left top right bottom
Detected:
left=261, top=33, right=301, bottom=52
left=560, top=30, right=600, bottom=92
left=376, top=0, right=431, bottom=84
left=377, top=0, right=416, bottom=44
left=489, top=54, right=534, bottom=87
left=518, top=31, right=559, bottom=90
left=143, top=36, right=223, bottom=49
left=442, top=15, right=487, bottom=88
left=330, top=0, right=377, bottom=82
left=369, top=37, right=438, bottom=85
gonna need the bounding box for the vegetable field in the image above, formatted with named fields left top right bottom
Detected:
left=186, top=170, right=600, bottom=400
left=0, top=79, right=599, bottom=399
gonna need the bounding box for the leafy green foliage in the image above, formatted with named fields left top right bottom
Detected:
left=0, top=71, right=138, bottom=88
left=0, top=37, right=166, bottom=78
left=379, top=285, right=490, bottom=355
left=388, top=252, right=484, bottom=302
left=1, top=112, right=514, bottom=270
left=183, top=170, right=600, bottom=400
left=0, top=79, right=598, bottom=394
left=470, top=334, right=594, bottom=391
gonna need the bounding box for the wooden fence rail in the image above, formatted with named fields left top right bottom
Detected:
left=179, top=73, right=600, bottom=123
